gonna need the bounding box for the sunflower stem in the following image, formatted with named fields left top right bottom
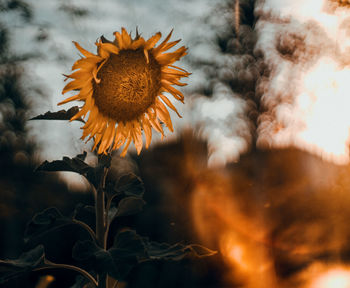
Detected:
left=95, top=156, right=110, bottom=288
left=96, top=174, right=106, bottom=248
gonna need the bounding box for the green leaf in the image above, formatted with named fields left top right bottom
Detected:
left=25, top=207, right=94, bottom=261
left=73, top=203, right=96, bottom=232
left=86, top=154, right=112, bottom=188
left=73, top=230, right=147, bottom=281
left=106, top=173, right=145, bottom=224
left=112, top=197, right=145, bottom=218
left=36, top=152, right=90, bottom=174
left=30, top=107, right=84, bottom=122
left=116, top=173, right=144, bottom=198
left=72, top=229, right=216, bottom=281
left=72, top=240, right=104, bottom=263
left=106, top=173, right=144, bottom=201
left=25, top=207, right=73, bottom=242
left=0, top=245, right=45, bottom=284
left=35, top=152, right=110, bottom=188
left=109, top=230, right=146, bottom=259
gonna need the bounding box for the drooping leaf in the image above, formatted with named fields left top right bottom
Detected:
left=25, top=207, right=72, bottom=242
left=25, top=207, right=93, bottom=262
left=86, top=153, right=112, bottom=188
left=112, top=196, right=145, bottom=218
left=0, top=245, right=45, bottom=284
left=35, top=152, right=110, bottom=188
left=145, top=241, right=217, bottom=261
left=105, top=173, right=145, bottom=225
left=73, top=230, right=147, bottom=280
left=116, top=173, right=144, bottom=198
left=106, top=173, right=144, bottom=202
left=72, top=240, right=103, bottom=263
left=30, top=107, right=84, bottom=122
left=109, top=230, right=146, bottom=259
left=73, top=229, right=216, bottom=281
left=35, top=152, right=90, bottom=174
left=73, top=203, right=96, bottom=232
left=72, top=240, right=115, bottom=279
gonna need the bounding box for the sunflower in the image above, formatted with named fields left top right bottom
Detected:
left=59, top=28, right=190, bottom=156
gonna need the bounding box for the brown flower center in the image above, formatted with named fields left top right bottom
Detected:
left=92, top=49, right=161, bottom=122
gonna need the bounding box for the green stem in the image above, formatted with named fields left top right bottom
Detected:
left=34, top=260, right=98, bottom=287
left=95, top=161, right=110, bottom=287
left=95, top=181, right=106, bottom=249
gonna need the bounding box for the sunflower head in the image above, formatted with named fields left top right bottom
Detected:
left=60, top=27, right=190, bottom=156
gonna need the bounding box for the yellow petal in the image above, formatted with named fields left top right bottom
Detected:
left=73, top=41, right=95, bottom=57
left=62, top=79, right=87, bottom=94
left=142, top=115, right=152, bottom=149
left=72, top=56, right=102, bottom=71
left=145, top=32, right=161, bottom=49
left=58, top=94, right=82, bottom=105
left=120, top=127, right=132, bottom=157
left=153, top=29, right=173, bottom=55
left=161, top=67, right=190, bottom=77
left=92, top=126, right=106, bottom=151
left=71, top=96, right=94, bottom=121
left=158, top=94, right=182, bottom=117
left=64, top=70, right=92, bottom=82
left=143, top=49, right=149, bottom=64
left=156, top=46, right=187, bottom=65
left=162, top=39, right=181, bottom=51
left=161, top=81, right=184, bottom=102
left=131, top=120, right=143, bottom=155
left=114, top=31, right=124, bottom=49
left=100, top=42, right=119, bottom=55
left=161, top=75, right=187, bottom=86
left=130, top=38, right=145, bottom=50
left=113, top=123, right=126, bottom=149
left=169, top=64, right=189, bottom=73
left=121, top=27, right=132, bottom=48
left=98, top=121, right=116, bottom=154
left=86, top=117, right=106, bottom=142
left=149, top=115, right=164, bottom=136
left=155, top=99, right=173, bottom=132
left=96, top=41, right=110, bottom=58
left=92, top=57, right=108, bottom=84
left=120, top=137, right=132, bottom=157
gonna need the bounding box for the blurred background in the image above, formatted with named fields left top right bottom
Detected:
left=2, top=0, right=350, bottom=287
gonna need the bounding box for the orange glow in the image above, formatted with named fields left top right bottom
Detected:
left=188, top=147, right=350, bottom=287
left=307, top=266, right=350, bottom=288
left=220, top=233, right=248, bottom=271
left=312, top=271, right=350, bottom=288
left=190, top=171, right=278, bottom=287
left=35, top=275, right=54, bottom=288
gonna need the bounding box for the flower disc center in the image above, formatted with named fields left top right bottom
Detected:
left=93, top=49, right=161, bottom=122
